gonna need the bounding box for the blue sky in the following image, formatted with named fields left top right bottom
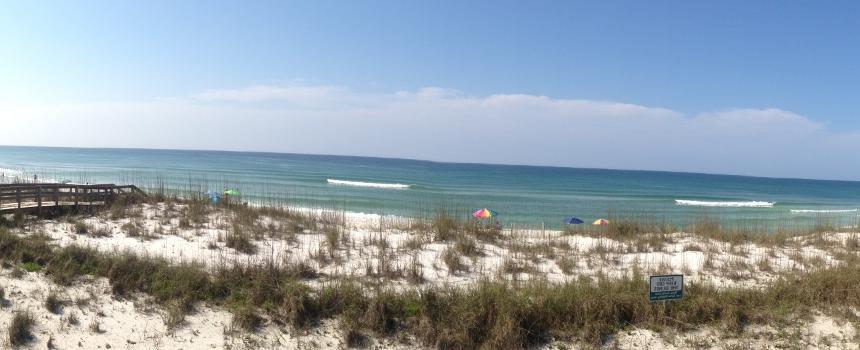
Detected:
left=2, top=1, right=859, bottom=180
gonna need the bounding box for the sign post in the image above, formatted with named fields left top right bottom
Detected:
left=649, top=274, right=683, bottom=302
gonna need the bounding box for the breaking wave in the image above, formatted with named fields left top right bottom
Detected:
left=0, top=168, right=21, bottom=176
left=327, top=179, right=410, bottom=189
left=791, top=209, right=857, bottom=214
left=675, top=199, right=774, bottom=208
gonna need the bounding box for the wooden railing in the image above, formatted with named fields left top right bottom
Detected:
left=0, top=183, right=146, bottom=215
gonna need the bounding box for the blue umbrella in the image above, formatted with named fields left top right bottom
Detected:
left=563, top=217, right=584, bottom=225
left=206, top=190, right=221, bottom=204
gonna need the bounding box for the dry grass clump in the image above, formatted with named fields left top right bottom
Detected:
left=164, top=302, right=186, bottom=330
left=500, top=257, right=538, bottom=275
left=121, top=219, right=155, bottom=240
left=225, top=226, right=256, bottom=254
left=0, top=211, right=26, bottom=229
left=65, top=312, right=79, bottom=326
left=120, top=220, right=142, bottom=237
left=89, top=319, right=104, bottom=334
left=73, top=220, right=111, bottom=237
left=465, top=220, right=503, bottom=242
left=365, top=245, right=401, bottom=279
left=8, top=310, right=35, bottom=346
left=73, top=221, right=90, bottom=234
left=556, top=255, right=577, bottom=274
left=324, top=225, right=341, bottom=251
left=105, top=193, right=146, bottom=219
left=45, top=291, right=64, bottom=314
left=406, top=254, right=424, bottom=284
left=344, top=327, right=369, bottom=348
left=432, top=210, right=460, bottom=241
left=441, top=247, right=466, bottom=274
left=181, top=199, right=210, bottom=226
left=402, top=236, right=426, bottom=251
left=454, top=236, right=481, bottom=257
left=231, top=306, right=262, bottom=332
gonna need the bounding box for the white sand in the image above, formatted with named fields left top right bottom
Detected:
left=3, top=202, right=858, bottom=348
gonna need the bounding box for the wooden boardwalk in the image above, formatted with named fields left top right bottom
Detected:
left=0, top=183, right=146, bottom=216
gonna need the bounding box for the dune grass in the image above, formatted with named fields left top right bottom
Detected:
left=3, top=217, right=860, bottom=348
left=8, top=310, right=35, bottom=346
left=1, top=192, right=859, bottom=347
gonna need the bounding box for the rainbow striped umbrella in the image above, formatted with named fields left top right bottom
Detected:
left=472, top=208, right=498, bottom=219
left=593, top=219, right=610, bottom=226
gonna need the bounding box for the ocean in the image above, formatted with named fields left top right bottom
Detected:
left=1, top=146, right=858, bottom=230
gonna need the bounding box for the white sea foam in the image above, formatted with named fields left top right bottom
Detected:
left=0, top=168, right=22, bottom=176
left=675, top=199, right=775, bottom=208
left=327, top=179, right=410, bottom=189
left=791, top=209, right=857, bottom=214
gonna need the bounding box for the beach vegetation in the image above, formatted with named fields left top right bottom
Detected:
left=225, top=225, right=256, bottom=254
left=0, top=211, right=26, bottom=229
left=89, top=319, right=103, bottom=334
left=1, top=224, right=860, bottom=347
left=21, top=261, right=42, bottom=272
left=3, top=196, right=860, bottom=348
left=406, top=253, right=424, bottom=284
left=441, top=247, right=465, bottom=274
left=45, top=291, right=64, bottom=314
left=73, top=221, right=89, bottom=234
left=231, top=306, right=262, bottom=332
left=8, top=310, right=35, bottom=346
left=66, top=312, right=79, bottom=326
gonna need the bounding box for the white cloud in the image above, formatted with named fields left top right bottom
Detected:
left=196, top=85, right=345, bottom=102
left=2, top=85, right=858, bottom=180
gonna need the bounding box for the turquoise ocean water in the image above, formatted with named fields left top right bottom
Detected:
left=1, top=146, right=858, bottom=230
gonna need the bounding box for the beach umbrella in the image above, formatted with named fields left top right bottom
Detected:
left=593, top=219, right=610, bottom=225
left=472, top=208, right=498, bottom=219
left=563, top=217, right=584, bottom=225
left=223, top=189, right=240, bottom=196
left=206, top=190, right=221, bottom=204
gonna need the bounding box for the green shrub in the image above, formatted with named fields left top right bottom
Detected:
left=21, top=261, right=41, bottom=272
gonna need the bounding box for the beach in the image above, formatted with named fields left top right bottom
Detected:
left=1, top=147, right=860, bottom=348
left=1, top=196, right=859, bottom=349
left=6, top=1, right=860, bottom=348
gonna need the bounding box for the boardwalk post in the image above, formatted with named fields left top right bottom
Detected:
left=55, top=185, right=60, bottom=206
left=74, top=186, right=79, bottom=210
left=16, top=187, right=21, bottom=209
left=37, top=186, right=42, bottom=217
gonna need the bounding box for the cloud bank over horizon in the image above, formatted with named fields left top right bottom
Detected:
left=3, top=85, right=858, bottom=181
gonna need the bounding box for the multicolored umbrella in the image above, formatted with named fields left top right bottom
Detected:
left=472, top=208, right=498, bottom=219
left=563, top=217, right=584, bottom=225
left=593, top=219, right=610, bottom=225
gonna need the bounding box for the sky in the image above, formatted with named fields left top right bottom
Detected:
left=1, top=1, right=859, bottom=180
